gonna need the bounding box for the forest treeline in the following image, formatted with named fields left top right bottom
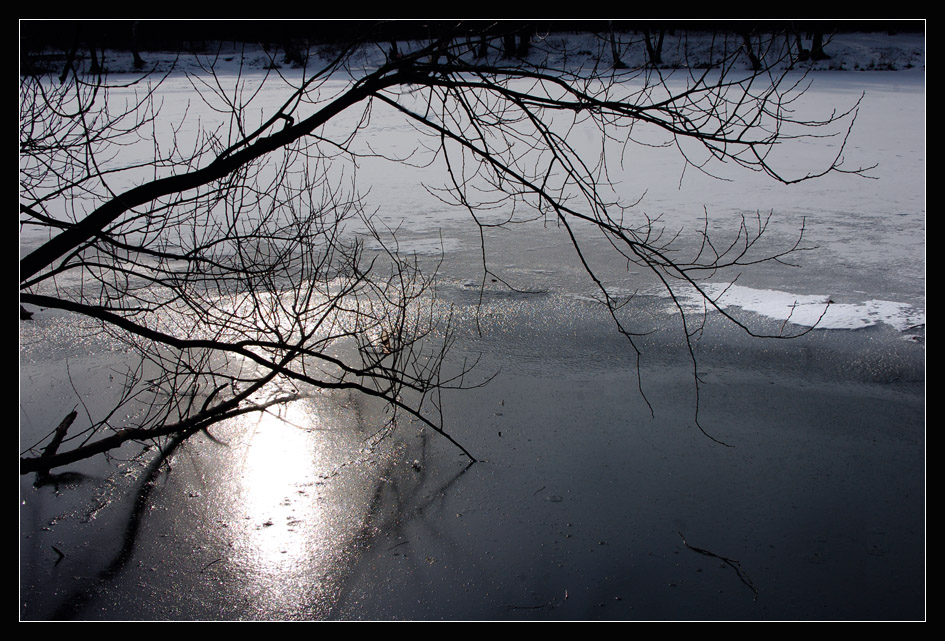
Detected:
left=20, top=19, right=923, bottom=61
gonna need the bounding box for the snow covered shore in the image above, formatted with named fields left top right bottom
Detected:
left=23, top=29, right=926, bottom=77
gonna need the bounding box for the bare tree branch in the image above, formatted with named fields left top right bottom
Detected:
left=20, top=23, right=867, bottom=475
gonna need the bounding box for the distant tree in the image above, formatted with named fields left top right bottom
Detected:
left=131, top=21, right=146, bottom=70
left=607, top=22, right=628, bottom=68
left=476, top=32, right=488, bottom=58
left=20, top=21, right=867, bottom=475
left=788, top=24, right=811, bottom=64
left=516, top=23, right=533, bottom=57
left=811, top=31, right=831, bottom=60
left=739, top=29, right=762, bottom=70
left=641, top=27, right=665, bottom=66
left=502, top=32, right=516, bottom=58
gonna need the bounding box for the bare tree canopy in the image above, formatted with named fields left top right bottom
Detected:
left=20, top=21, right=871, bottom=476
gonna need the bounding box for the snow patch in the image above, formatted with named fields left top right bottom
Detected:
left=673, top=283, right=925, bottom=331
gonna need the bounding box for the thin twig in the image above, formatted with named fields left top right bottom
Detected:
left=678, top=531, right=758, bottom=600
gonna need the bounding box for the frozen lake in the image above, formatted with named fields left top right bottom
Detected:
left=20, top=39, right=925, bottom=620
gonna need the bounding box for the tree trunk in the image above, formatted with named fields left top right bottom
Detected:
left=610, top=22, right=627, bottom=68
left=740, top=31, right=761, bottom=71
left=87, top=45, right=102, bottom=75
left=643, top=28, right=665, bottom=66
left=792, top=31, right=810, bottom=63
left=811, top=31, right=830, bottom=60
left=503, top=33, right=516, bottom=58
left=131, top=21, right=146, bottom=70
left=516, top=25, right=532, bottom=57
left=477, top=33, right=488, bottom=58
left=59, top=26, right=81, bottom=83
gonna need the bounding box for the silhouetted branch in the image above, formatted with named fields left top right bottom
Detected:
left=20, top=23, right=866, bottom=474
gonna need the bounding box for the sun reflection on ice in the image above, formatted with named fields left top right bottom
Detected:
left=197, top=389, right=390, bottom=617
left=238, top=403, right=320, bottom=564
left=223, top=399, right=345, bottom=614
